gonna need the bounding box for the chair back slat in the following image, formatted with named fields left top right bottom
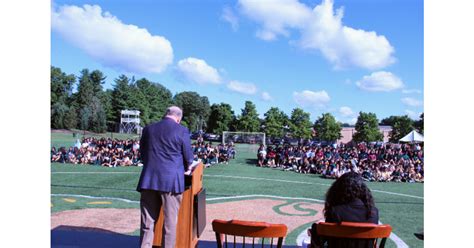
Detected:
left=312, top=222, right=392, bottom=248
left=317, top=222, right=392, bottom=239
left=212, top=219, right=288, bottom=248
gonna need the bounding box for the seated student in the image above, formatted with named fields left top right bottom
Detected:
left=309, top=172, right=379, bottom=248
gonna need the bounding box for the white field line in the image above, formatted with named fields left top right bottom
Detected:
left=52, top=172, right=138, bottom=174
left=206, top=194, right=325, bottom=203
left=51, top=172, right=423, bottom=199
left=379, top=221, right=410, bottom=248
left=206, top=174, right=424, bottom=200
left=51, top=193, right=139, bottom=204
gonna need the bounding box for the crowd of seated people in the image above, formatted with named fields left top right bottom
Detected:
left=51, top=136, right=238, bottom=168
left=257, top=142, right=424, bottom=183
left=51, top=137, right=142, bottom=167
left=192, top=139, right=236, bottom=167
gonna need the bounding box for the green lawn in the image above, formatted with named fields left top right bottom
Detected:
left=51, top=132, right=423, bottom=247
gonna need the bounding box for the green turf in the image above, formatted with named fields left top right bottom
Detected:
left=51, top=136, right=423, bottom=247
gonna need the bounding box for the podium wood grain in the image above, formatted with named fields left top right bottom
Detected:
left=153, top=163, right=204, bottom=248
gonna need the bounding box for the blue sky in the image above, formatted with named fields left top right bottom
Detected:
left=51, top=0, right=424, bottom=123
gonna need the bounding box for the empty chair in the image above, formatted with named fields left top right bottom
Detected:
left=212, top=219, right=288, bottom=248
left=310, top=221, right=392, bottom=248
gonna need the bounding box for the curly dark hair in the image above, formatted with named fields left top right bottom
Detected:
left=324, top=172, right=375, bottom=220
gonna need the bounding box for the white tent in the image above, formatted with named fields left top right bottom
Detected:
left=399, top=130, right=424, bottom=143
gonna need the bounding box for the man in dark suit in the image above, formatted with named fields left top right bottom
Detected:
left=137, top=106, right=194, bottom=248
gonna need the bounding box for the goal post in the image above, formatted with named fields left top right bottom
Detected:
left=222, top=131, right=266, bottom=146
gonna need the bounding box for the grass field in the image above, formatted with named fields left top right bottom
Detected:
left=51, top=132, right=423, bottom=247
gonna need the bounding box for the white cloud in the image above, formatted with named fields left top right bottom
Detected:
left=405, top=110, right=422, bottom=120
left=293, top=90, right=330, bottom=108
left=401, top=97, right=423, bottom=107
left=402, top=89, right=422, bottom=94
left=356, top=71, right=404, bottom=92
left=261, top=91, right=273, bottom=101
left=176, top=57, right=221, bottom=85
left=227, top=80, right=258, bottom=95
left=221, top=6, right=239, bottom=31
left=239, top=0, right=311, bottom=41
left=238, top=0, right=395, bottom=69
left=339, top=106, right=354, bottom=117
left=52, top=4, right=173, bottom=74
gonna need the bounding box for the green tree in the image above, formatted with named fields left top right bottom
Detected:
left=174, top=91, right=211, bottom=132
left=207, top=103, right=235, bottom=134
left=135, top=78, right=173, bottom=125
left=63, top=105, right=78, bottom=130
left=89, top=96, right=107, bottom=133
left=51, top=102, right=69, bottom=129
left=388, top=115, right=415, bottom=142
left=263, top=107, right=289, bottom=138
left=380, top=115, right=399, bottom=126
left=51, top=66, right=75, bottom=106
left=101, top=89, right=115, bottom=131
left=414, top=113, right=424, bottom=134
left=237, top=101, right=260, bottom=132
left=51, top=66, right=76, bottom=129
left=313, top=113, right=342, bottom=142
left=289, top=108, right=312, bottom=139
left=79, top=107, right=91, bottom=131
left=111, top=75, right=133, bottom=122
left=72, top=69, right=107, bottom=132
left=353, top=112, right=383, bottom=142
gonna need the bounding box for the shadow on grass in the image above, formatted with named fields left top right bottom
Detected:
left=245, top=158, right=258, bottom=166
left=52, top=225, right=300, bottom=248
left=52, top=225, right=139, bottom=248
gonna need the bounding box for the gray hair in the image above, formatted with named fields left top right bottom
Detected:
left=165, top=106, right=183, bottom=119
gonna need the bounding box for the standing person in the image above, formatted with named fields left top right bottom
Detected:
left=136, top=106, right=194, bottom=248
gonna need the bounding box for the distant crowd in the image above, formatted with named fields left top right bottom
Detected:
left=257, top=142, right=424, bottom=183
left=51, top=136, right=236, bottom=168
left=51, top=137, right=142, bottom=167
left=191, top=135, right=236, bottom=167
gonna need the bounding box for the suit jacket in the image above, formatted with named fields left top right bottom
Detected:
left=136, top=117, right=194, bottom=193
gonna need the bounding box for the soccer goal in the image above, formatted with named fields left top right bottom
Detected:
left=222, top=131, right=266, bottom=146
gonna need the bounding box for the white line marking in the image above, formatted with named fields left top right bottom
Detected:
left=206, top=174, right=423, bottom=199
left=380, top=221, right=409, bottom=248
left=206, top=194, right=325, bottom=203
left=51, top=194, right=139, bottom=204
left=51, top=172, right=423, bottom=199
left=295, top=221, right=409, bottom=248
left=52, top=172, right=138, bottom=174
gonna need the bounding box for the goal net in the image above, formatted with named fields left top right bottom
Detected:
left=222, top=131, right=266, bottom=146
left=222, top=131, right=266, bottom=155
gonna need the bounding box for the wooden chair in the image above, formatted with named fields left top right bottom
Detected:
left=310, top=222, right=392, bottom=248
left=212, top=219, right=288, bottom=248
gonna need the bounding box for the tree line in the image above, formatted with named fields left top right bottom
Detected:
left=51, top=66, right=423, bottom=142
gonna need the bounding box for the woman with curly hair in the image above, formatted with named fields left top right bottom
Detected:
left=323, top=171, right=378, bottom=224
left=308, top=172, right=379, bottom=247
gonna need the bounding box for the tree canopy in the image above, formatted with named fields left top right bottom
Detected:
left=207, top=103, right=235, bottom=134
left=289, top=108, right=312, bottom=139
left=387, top=115, right=415, bottom=142
left=237, top=101, right=260, bottom=132
left=313, top=113, right=342, bottom=142
left=174, top=91, right=211, bottom=132
left=353, top=112, right=383, bottom=142
left=263, top=107, right=289, bottom=138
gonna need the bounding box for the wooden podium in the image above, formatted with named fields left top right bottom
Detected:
left=153, top=163, right=205, bottom=248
